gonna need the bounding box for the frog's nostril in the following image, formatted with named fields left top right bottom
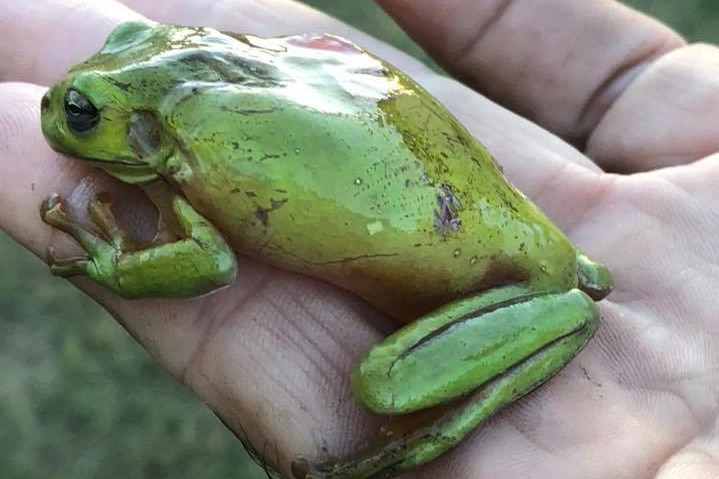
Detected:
left=41, top=91, right=51, bottom=112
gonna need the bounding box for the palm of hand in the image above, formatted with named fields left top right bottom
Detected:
left=1, top=1, right=718, bottom=478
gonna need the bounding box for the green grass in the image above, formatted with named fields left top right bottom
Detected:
left=626, top=0, right=719, bottom=43
left=0, top=234, right=266, bottom=479
left=1, top=2, right=715, bottom=478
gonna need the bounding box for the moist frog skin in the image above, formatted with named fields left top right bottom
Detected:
left=40, top=21, right=613, bottom=479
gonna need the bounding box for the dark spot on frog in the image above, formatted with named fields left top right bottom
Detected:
left=245, top=191, right=257, bottom=198
left=179, top=51, right=214, bottom=65
left=255, top=208, right=269, bottom=227
left=254, top=199, right=288, bottom=227
left=106, top=77, right=133, bottom=92
left=258, top=153, right=281, bottom=162
left=174, top=51, right=251, bottom=85
left=433, top=183, right=462, bottom=236
left=219, top=105, right=280, bottom=115
left=270, top=199, right=288, bottom=209
left=230, top=187, right=241, bottom=194
left=496, top=188, right=519, bottom=214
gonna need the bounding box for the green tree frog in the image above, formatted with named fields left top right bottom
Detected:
left=40, top=21, right=613, bottom=479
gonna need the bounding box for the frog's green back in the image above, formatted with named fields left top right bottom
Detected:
left=159, top=46, right=577, bottom=320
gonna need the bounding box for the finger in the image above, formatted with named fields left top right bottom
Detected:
left=375, top=0, right=684, bottom=148
left=0, top=0, right=143, bottom=85
left=586, top=44, right=719, bottom=172
left=0, top=82, right=384, bottom=476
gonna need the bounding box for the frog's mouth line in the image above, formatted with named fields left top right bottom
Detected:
left=71, top=155, right=161, bottom=185
left=76, top=156, right=147, bottom=167
left=70, top=155, right=156, bottom=170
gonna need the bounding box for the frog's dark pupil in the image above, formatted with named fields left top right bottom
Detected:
left=67, top=103, right=82, bottom=115
left=64, top=89, right=99, bottom=134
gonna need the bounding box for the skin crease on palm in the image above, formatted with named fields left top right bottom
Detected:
left=3, top=0, right=719, bottom=477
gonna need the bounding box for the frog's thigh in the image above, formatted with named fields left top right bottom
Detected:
left=352, top=287, right=598, bottom=415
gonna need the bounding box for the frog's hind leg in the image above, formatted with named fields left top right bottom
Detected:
left=298, top=286, right=599, bottom=479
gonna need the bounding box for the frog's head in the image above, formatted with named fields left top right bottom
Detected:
left=41, top=21, right=273, bottom=184
left=41, top=21, right=173, bottom=183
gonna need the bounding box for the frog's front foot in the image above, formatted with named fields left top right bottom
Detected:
left=40, top=192, right=237, bottom=298
left=41, top=193, right=114, bottom=278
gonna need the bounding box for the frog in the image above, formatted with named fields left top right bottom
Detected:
left=39, top=21, right=613, bottom=479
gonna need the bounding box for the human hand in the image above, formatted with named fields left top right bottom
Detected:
left=2, top=1, right=718, bottom=478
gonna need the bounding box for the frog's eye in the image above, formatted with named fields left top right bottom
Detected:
left=64, top=89, right=100, bottom=134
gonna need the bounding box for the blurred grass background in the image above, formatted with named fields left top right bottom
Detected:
left=1, top=1, right=715, bottom=478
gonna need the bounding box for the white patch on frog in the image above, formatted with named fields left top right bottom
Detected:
left=366, top=220, right=384, bottom=236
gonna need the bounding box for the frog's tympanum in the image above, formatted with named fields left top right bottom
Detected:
left=40, top=21, right=613, bottom=479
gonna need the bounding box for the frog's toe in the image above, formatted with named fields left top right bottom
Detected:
left=87, top=193, right=133, bottom=249
left=576, top=251, right=613, bottom=300
left=40, top=193, right=69, bottom=226
left=47, top=247, right=93, bottom=277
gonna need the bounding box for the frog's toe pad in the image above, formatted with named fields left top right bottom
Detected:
left=40, top=193, right=67, bottom=224
left=47, top=247, right=92, bottom=277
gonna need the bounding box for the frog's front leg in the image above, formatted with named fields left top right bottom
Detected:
left=40, top=192, right=237, bottom=298
left=298, top=286, right=599, bottom=479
